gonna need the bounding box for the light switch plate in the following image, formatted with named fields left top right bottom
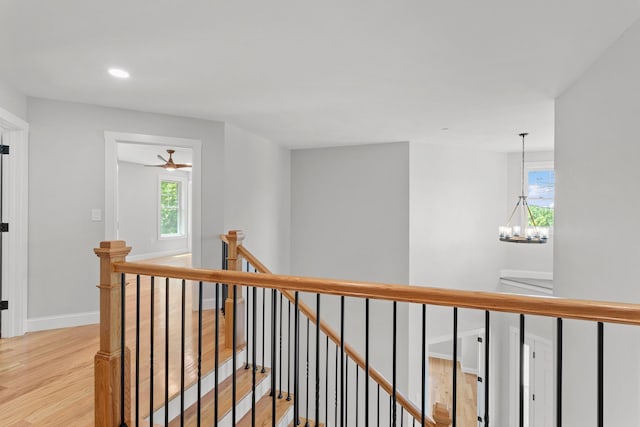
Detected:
left=91, top=209, right=102, bottom=222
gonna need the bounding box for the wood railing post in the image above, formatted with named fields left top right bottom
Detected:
left=224, top=230, right=246, bottom=349
left=94, top=240, right=132, bottom=427
left=433, top=402, right=452, bottom=427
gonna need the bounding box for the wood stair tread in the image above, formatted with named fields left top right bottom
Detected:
left=237, top=390, right=295, bottom=427
left=166, top=365, right=270, bottom=426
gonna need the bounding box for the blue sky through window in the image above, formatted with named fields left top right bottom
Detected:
left=528, top=170, right=555, bottom=208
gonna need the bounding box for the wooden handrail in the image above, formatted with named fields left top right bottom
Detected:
left=112, top=262, right=640, bottom=326
left=236, top=245, right=435, bottom=425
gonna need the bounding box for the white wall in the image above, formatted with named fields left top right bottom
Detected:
left=409, top=142, right=506, bottom=334
left=118, top=161, right=190, bottom=259
left=223, top=124, right=291, bottom=274
left=504, top=150, right=554, bottom=275
left=27, top=97, right=224, bottom=322
left=291, top=142, right=410, bottom=423
left=555, top=19, right=640, bottom=427
left=408, top=141, right=507, bottom=418
left=0, top=78, right=27, bottom=121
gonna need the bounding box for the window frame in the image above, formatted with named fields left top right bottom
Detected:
left=524, top=161, right=555, bottom=230
left=158, top=175, right=187, bottom=240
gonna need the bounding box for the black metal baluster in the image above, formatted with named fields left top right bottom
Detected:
left=305, top=316, right=310, bottom=426
left=181, top=279, right=186, bottom=426
left=392, top=301, right=397, bottom=427
left=519, top=314, right=524, bottom=427
left=262, top=287, right=266, bottom=373
left=366, top=299, right=370, bottom=427
left=135, top=275, right=140, bottom=427
left=340, top=296, right=345, bottom=427
left=346, top=359, right=349, bottom=425
left=315, top=294, right=321, bottom=427
left=246, top=262, right=250, bottom=370
left=165, top=277, right=170, bottom=427
left=120, top=273, right=126, bottom=427
left=485, top=311, right=490, bottom=427
left=252, top=286, right=257, bottom=427
left=149, top=277, right=155, bottom=427
left=356, top=365, right=359, bottom=427
left=400, top=407, right=403, bottom=427
left=214, top=282, right=219, bottom=426
left=197, top=281, right=203, bottom=427
left=453, top=307, right=458, bottom=427
left=272, top=290, right=277, bottom=426
left=294, top=292, right=300, bottom=425
left=421, top=304, right=426, bottom=427
left=377, top=384, right=380, bottom=427
left=598, top=322, right=604, bottom=427
left=325, top=335, right=329, bottom=425
left=279, top=292, right=284, bottom=399
left=245, top=290, right=250, bottom=369
left=557, top=318, right=563, bottom=427
left=221, top=242, right=228, bottom=315
left=287, top=299, right=292, bottom=401
left=232, top=285, right=238, bottom=425
left=335, top=344, right=339, bottom=427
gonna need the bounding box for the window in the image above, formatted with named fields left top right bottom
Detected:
left=159, top=178, right=185, bottom=238
left=526, top=163, right=554, bottom=227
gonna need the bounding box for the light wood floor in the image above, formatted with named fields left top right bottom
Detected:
left=429, top=357, right=478, bottom=426
left=0, top=253, right=234, bottom=427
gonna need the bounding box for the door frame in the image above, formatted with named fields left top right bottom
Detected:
left=104, top=132, right=202, bottom=266
left=0, top=106, right=29, bottom=338
left=509, top=327, right=553, bottom=426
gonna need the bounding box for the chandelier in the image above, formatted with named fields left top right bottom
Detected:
left=499, top=133, right=549, bottom=243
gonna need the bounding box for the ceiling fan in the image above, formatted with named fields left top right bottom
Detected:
left=146, top=149, right=191, bottom=170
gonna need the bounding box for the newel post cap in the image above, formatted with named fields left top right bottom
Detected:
left=433, top=402, right=452, bottom=426
left=94, top=240, right=131, bottom=258
left=227, top=230, right=245, bottom=242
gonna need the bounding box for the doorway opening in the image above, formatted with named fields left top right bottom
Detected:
left=117, top=143, right=193, bottom=260
left=104, top=132, right=202, bottom=267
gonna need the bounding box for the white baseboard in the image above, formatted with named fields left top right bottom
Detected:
left=27, top=311, right=99, bottom=332
left=429, top=328, right=484, bottom=345
left=128, top=248, right=190, bottom=262
left=462, top=366, right=479, bottom=375
left=201, top=297, right=219, bottom=310
left=499, top=269, right=553, bottom=280
left=429, top=352, right=454, bottom=361
left=430, top=352, right=478, bottom=375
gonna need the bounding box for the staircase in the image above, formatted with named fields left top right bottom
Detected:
left=93, top=233, right=457, bottom=427
left=125, top=305, right=296, bottom=426
left=92, top=229, right=640, bottom=426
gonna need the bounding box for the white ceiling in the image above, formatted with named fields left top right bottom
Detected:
left=1, top=1, right=639, bottom=151
left=117, top=143, right=192, bottom=167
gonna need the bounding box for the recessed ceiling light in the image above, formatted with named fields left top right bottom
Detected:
left=108, top=68, right=130, bottom=79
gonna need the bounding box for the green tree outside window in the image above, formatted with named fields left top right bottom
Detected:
left=161, top=180, right=181, bottom=235
left=527, top=170, right=554, bottom=227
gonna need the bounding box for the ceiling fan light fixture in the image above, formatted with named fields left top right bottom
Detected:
left=145, top=149, right=192, bottom=170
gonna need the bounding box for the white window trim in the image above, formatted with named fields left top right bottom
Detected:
left=158, top=174, right=188, bottom=240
